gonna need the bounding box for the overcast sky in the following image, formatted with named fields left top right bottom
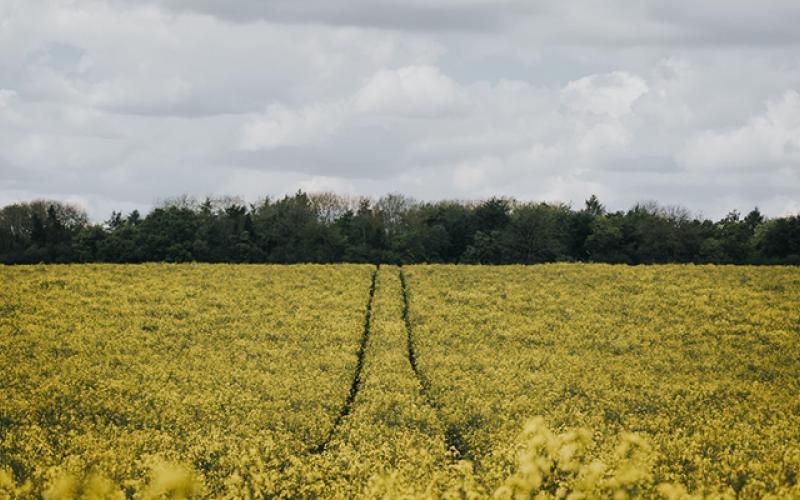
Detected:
left=1, top=0, right=799, bottom=220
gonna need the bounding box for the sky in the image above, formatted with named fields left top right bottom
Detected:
left=1, top=0, right=799, bottom=220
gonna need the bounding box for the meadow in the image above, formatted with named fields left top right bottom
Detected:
left=1, top=263, right=799, bottom=498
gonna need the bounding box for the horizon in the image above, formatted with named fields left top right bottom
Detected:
left=2, top=190, right=782, bottom=225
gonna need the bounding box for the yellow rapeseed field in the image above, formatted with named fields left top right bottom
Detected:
left=1, top=263, right=799, bottom=498
left=0, top=264, right=373, bottom=497
left=406, top=264, right=800, bottom=498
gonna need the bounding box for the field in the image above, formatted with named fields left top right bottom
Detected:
left=1, top=264, right=799, bottom=498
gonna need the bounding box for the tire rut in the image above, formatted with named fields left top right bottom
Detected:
left=399, top=267, right=476, bottom=464
left=310, top=264, right=378, bottom=454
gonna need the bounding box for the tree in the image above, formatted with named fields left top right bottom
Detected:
left=585, top=215, right=627, bottom=263
left=0, top=193, right=797, bottom=265
left=71, top=225, right=108, bottom=262
left=337, top=199, right=387, bottom=262
left=717, top=210, right=753, bottom=263
left=395, top=202, right=473, bottom=262
left=568, top=196, right=606, bottom=260
left=30, top=214, right=47, bottom=250
left=254, top=192, right=343, bottom=263
left=377, top=193, right=414, bottom=239
left=584, top=194, right=605, bottom=217
left=127, top=210, right=142, bottom=226
left=744, top=208, right=764, bottom=233
left=756, top=216, right=800, bottom=262
left=473, top=197, right=511, bottom=234
left=106, top=211, right=125, bottom=231
left=620, top=202, right=681, bottom=263
left=504, top=203, right=571, bottom=263
left=136, top=207, right=201, bottom=262
left=462, top=230, right=505, bottom=264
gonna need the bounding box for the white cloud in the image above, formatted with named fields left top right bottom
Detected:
left=576, top=121, right=632, bottom=153
left=768, top=197, right=800, bottom=217
left=451, top=157, right=496, bottom=190
left=1, top=1, right=443, bottom=115
left=561, top=71, right=648, bottom=118
left=0, top=89, right=17, bottom=108
left=355, top=65, right=461, bottom=116
left=241, top=103, right=345, bottom=151
left=682, top=90, right=800, bottom=171
left=242, top=64, right=462, bottom=151
left=298, top=175, right=357, bottom=194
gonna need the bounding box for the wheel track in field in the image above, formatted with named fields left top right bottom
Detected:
left=310, top=264, right=378, bottom=454
left=399, top=267, right=476, bottom=464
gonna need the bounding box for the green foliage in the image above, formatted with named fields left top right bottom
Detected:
left=1, top=194, right=798, bottom=264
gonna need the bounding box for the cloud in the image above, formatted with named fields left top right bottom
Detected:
left=298, top=175, right=358, bottom=194
left=241, top=103, right=345, bottom=151
left=682, top=90, right=800, bottom=171
left=355, top=65, right=462, bottom=116
left=114, top=0, right=800, bottom=48
left=451, top=157, right=497, bottom=191
left=0, top=89, right=18, bottom=108
left=561, top=71, right=648, bottom=118
left=2, top=0, right=800, bottom=220
left=0, top=1, right=444, bottom=116
left=242, top=65, right=462, bottom=152
left=125, top=0, right=526, bottom=32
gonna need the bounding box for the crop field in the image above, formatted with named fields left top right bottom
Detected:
left=1, top=263, right=799, bottom=498
left=405, top=265, right=800, bottom=498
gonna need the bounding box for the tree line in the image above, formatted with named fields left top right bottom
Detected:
left=1, top=192, right=798, bottom=265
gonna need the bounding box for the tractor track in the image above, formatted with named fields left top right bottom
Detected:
left=399, top=267, right=476, bottom=464
left=310, top=264, right=378, bottom=454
